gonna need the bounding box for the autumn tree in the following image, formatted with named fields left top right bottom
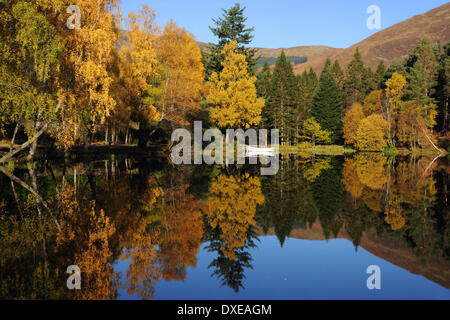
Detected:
left=301, top=117, right=331, bottom=146
left=155, top=20, right=205, bottom=127
left=207, top=40, right=264, bottom=129
left=363, top=90, right=383, bottom=116
left=112, top=6, right=160, bottom=148
left=384, top=72, right=407, bottom=145
left=342, top=103, right=364, bottom=145
left=397, top=100, right=438, bottom=150
left=203, top=3, right=257, bottom=78
left=63, top=0, right=121, bottom=149
left=354, top=114, right=389, bottom=151
left=0, top=0, right=65, bottom=162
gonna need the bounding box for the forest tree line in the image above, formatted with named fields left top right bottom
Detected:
left=257, top=40, right=449, bottom=153
left=0, top=1, right=449, bottom=164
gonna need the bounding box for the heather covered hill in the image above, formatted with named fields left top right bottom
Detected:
left=294, top=3, right=450, bottom=74
left=199, top=3, right=449, bottom=74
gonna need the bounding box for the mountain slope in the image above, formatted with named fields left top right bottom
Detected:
left=294, top=3, right=450, bottom=74
left=255, top=45, right=340, bottom=61
left=198, top=41, right=340, bottom=62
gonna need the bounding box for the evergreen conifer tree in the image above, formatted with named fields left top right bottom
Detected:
left=331, top=60, right=344, bottom=89
left=203, top=3, right=257, bottom=79
left=311, top=59, right=343, bottom=144
left=343, top=48, right=366, bottom=106
left=375, top=61, right=386, bottom=89
left=264, top=51, right=299, bottom=144
left=256, top=61, right=271, bottom=98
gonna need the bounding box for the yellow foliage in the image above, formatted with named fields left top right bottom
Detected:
left=363, top=90, right=383, bottom=116
left=74, top=206, right=116, bottom=300
left=342, top=158, right=365, bottom=199
left=156, top=20, right=205, bottom=126
left=303, top=158, right=332, bottom=183
left=159, top=188, right=204, bottom=281
left=207, top=173, right=264, bottom=260
left=355, top=114, right=389, bottom=151
left=207, top=41, right=264, bottom=129
left=362, top=189, right=383, bottom=212
left=354, top=153, right=389, bottom=190
left=384, top=194, right=406, bottom=231
left=342, top=103, right=364, bottom=145
left=385, top=72, right=407, bottom=113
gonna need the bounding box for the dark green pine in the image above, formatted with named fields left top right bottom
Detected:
left=203, top=3, right=257, bottom=79
left=311, top=58, right=343, bottom=144
left=264, top=51, right=299, bottom=144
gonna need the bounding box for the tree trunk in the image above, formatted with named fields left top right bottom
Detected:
left=10, top=122, right=20, bottom=152
left=0, top=98, right=63, bottom=164
left=28, top=111, right=43, bottom=161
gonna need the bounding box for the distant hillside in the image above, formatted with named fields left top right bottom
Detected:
left=197, top=42, right=339, bottom=62
left=256, top=56, right=307, bottom=68
left=255, top=45, right=341, bottom=61
left=198, top=4, right=449, bottom=75
left=294, top=3, right=450, bottom=74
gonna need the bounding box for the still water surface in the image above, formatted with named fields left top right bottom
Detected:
left=0, top=153, right=449, bottom=299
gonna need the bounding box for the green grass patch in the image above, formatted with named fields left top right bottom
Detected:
left=279, top=144, right=355, bottom=155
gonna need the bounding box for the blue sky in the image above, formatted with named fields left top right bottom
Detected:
left=115, top=237, right=450, bottom=300
left=120, top=0, right=449, bottom=49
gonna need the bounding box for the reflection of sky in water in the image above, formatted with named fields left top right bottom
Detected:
left=114, top=236, right=450, bottom=300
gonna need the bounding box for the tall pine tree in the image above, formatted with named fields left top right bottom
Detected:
left=375, top=61, right=386, bottom=89
left=311, top=59, right=343, bottom=144
left=343, top=48, right=366, bottom=106
left=434, top=42, right=449, bottom=135
left=297, top=68, right=319, bottom=133
left=331, top=60, right=344, bottom=89
left=264, top=51, right=299, bottom=144
left=203, top=3, right=257, bottom=79
left=256, top=61, right=271, bottom=98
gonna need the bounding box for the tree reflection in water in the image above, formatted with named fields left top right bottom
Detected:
left=0, top=153, right=448, bottom=299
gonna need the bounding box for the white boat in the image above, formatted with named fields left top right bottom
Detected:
left=245, top=145, right=275, bottom=156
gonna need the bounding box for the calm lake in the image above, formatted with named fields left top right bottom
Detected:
left=0, top=153, right=449, bottom=300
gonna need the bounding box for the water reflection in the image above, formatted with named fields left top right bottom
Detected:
left=0, top=153, right=448, bottom=299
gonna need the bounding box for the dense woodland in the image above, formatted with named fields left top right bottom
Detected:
left=0, top=1, right=449, bottom=299
left=0, top=1, right=448, bottom=164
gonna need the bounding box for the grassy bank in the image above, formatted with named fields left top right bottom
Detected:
left=279, top=144, right=356, bottom=156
